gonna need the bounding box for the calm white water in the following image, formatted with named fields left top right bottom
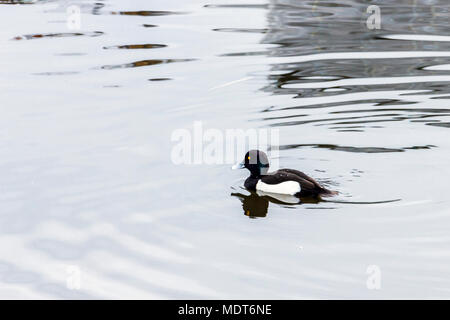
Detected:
left=1, top=0, right=450, bottom=299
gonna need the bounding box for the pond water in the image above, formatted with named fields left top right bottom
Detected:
left=1, top=0, right=450, bottom=299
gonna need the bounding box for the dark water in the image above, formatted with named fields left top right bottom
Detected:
left=1, top=0, right=450, bottom=298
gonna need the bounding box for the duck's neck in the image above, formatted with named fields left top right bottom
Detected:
left=244, top=176, right=259, bottom=191
left=249, top=166, right=269, bottom=177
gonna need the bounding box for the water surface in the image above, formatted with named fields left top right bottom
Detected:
left=1, top=0, right=450, bottom=298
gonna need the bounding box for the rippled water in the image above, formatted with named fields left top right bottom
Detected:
left=1, top=0, right=450, bottom=299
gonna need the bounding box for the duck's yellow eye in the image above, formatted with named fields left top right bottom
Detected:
left=248, top=156, right=251, bottom=160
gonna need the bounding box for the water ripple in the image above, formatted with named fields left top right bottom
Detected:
left=12, top=31, right=103, bottom=41
left=103, top=44, right=167, bottom=50
left=279, top=143, right=436, bottom=153
left=110, top=10, right=181, bottom=16
left=100, top=59, right=194, bottom=70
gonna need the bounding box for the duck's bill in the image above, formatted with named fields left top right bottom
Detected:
left=231, top=162, right=245, bottom=170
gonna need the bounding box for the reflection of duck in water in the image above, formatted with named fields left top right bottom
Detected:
left=232, top=150, right=337, bottom=198
left=231, top=191, right=320, bottom=218
left=231, top=192, right=269, bottom=218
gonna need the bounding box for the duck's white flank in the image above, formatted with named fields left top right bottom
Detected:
left=256, top=180, right=301, bottom=195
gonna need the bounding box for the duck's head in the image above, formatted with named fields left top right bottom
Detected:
left=232, top=150, right=269, bottom=176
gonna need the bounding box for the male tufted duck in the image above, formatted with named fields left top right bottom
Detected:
left=232, top=150, right=337, bottom=198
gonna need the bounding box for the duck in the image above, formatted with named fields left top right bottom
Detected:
left=232, top=150, right=337, bottom=198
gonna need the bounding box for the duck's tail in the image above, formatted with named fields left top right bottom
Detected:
left=319, top=187, right=339, bottom=197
